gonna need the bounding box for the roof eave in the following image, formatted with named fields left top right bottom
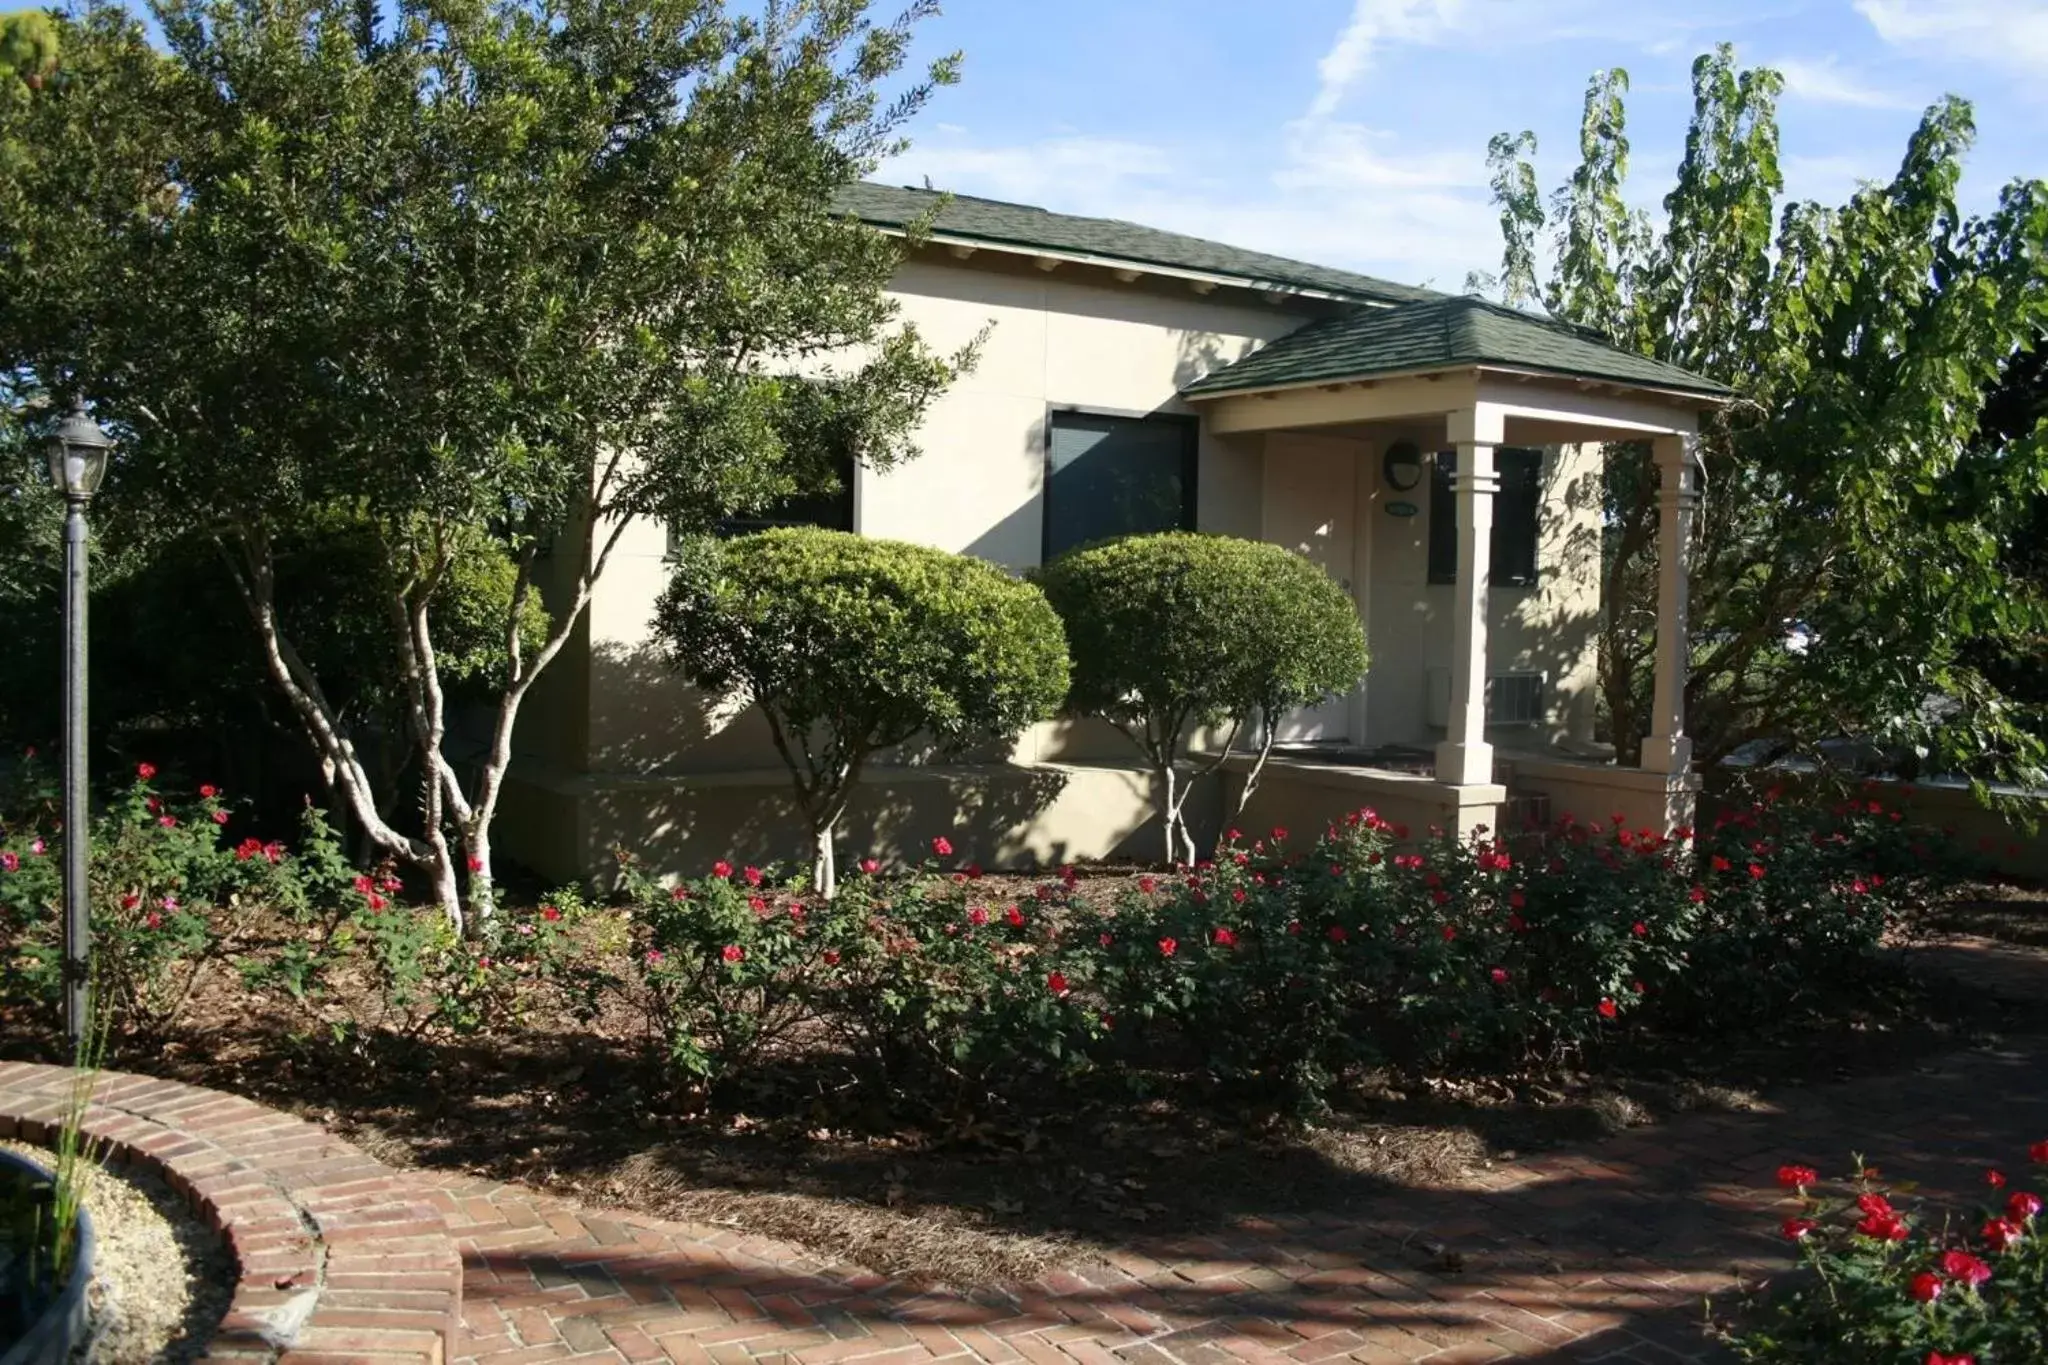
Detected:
left=855, top=219, right=1403, bottom=309
left=1182, top=360, right=1731, bottom=404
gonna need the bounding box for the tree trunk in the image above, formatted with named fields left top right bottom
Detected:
left=1158, top=762, right=1179, bottom=865
left=812, top=819, right=837, bottom=901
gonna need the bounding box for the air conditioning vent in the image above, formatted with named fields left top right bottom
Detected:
left=1425, top=668, right=1547, bottom=728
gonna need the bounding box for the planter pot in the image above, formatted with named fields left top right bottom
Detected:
left=0, top=1149, right=95, bottom=1365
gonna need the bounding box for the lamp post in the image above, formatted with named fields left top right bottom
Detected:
left=47, top=404, right=112, bottom=1045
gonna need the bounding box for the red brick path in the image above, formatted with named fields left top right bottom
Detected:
left=4, top=940, right=2045, bottom=1365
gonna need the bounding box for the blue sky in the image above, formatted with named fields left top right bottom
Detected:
left=877, top=0, right=2047, bottom=292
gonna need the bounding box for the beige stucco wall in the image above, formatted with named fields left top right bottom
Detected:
left=503, top=252, right=1319, bottom=880
left=1359, top=433, right=1604, bottom=751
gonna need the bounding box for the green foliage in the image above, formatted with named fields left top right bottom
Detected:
left=1727, top=1154, right=2048, bottom=1363
left=1478, top=46, right=2048, bottom=787
left=0, top=0, right=966, bottom=922
left=655, top=529, right=1069, bottom=893
left=1036, top=532, right=1369, bottom=860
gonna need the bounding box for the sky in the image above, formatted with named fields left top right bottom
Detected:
left=875, top=0, right=2048, bottom=292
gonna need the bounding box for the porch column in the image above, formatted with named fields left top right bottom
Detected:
left=1435, top=406, right=1502, bottom=786
left=1641, top=433, right=1699, bottom=774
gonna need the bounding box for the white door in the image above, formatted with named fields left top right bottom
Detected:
left=1260, top=433, right=1362, bottom=742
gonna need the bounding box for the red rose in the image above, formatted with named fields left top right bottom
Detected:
left=712, top=860, right=733, bottom=878
left=1981, top=1217, right=2023, bottom=1252
left=1907, top=1272, right=1942, bottom=1303
left=1439, top=923, right=1455, bottom=940
left=1005, top=905, right=1025, bottom=927
left=1489, top=967, right=1509, bottom=985
left=1939, top=1249, right=1991, bottom=1287
left=158, top=815, right=177, bottom=828
left=1748, top=862, right=1766, bottom=880
left=1597, top=998, right=1618, bottom=1020
left=1046, top=971, right=1069, bottom=997
left=1286, top=920, right=1301, bottom=936
left=1857, top=1193, right=1894, bottom=1216
left=1926, top=1353, right=1975, bottom=1365
left=1688, top=885, right=1706, bottom=903
left=541, top=906, right=562, bottom=922
left=211, top=809, right=230, bottom=825
left=859, top=858, right=881, bottom=875
left=968, top=907, right=989, bottom=926
left=1213, top=927, right=1237, bottom=948
left=1098, top=1012, right=1115, bottom=1029
left=743, top=865, right=763, bottom=887
left=136, top=762, right=157, bottom=781
left=721, top=944, right=744, bottom=963
left=931, top=836, right=953, bottom=858
left=1327, top=924, right=1348, bottom=943
left=1099, top=932, right=1113, bottom=948
left=748, top=896, right=768, bottom=915
left=1781, top=1217, right=1817, bottom=1240
left=645, top=949, right=665, bottom=966
left=1138, top=876, right=1157, bottom=894
left=1856, top=1211, right=1909, bottom=1241
left=467, top=854, right=484, bottom=872
left=1631, top=921, right=1647, bottom=937
left=199, top=784, right=218, bottom=798
left=1508, top=890, right=1526, bottom=909
left=1776, top=1165, right=1818, bottom=1190
left=2031, top=1138, right=2048, bottom=1164
left=1987, top=1169, right=2007, bottom=1189
left=823, top=949, right=841, bottom=965
left=1158, top=936, right=1177, bottom=957
left=0, top=853, right=16, bottom=873
left=2006, top=1191, right=2041, bottom=1221
left=1712, top=855, right=1732, bottom=872
left=1270, top=826, right=1288, bottom=842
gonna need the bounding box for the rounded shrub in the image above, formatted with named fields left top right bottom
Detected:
left=655, top=529, right=1069, bottom=894
left=1035, top=532, right=1368, bottom=861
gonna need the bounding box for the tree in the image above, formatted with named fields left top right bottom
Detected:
left=0, top=0, right=970, bottom=927
left=1036, top=533, right=1369, bottom=865
left=654, top=529, right=1070, bottom=897
left=1476, top=46, right=2048, bottom=788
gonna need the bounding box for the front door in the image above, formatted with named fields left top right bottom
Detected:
left=1260, top=433, right=1362, bottom=743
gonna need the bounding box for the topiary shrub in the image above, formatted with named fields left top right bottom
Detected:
left=1036, top=532, right=1368, bottom=863
left=655, top=529, right=1070, bottom=895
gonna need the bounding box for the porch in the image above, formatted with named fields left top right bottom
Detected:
left=1183, top=295, right=1727, bottom=837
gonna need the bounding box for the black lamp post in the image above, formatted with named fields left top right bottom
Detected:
left=47, top=404, right=112, bottom=1045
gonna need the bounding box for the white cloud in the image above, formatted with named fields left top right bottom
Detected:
left=1773, top=55, right=1920, bottom=110
left=1855, top=0, right=2048, bottom=75
left=1312, top=0, right=1468, bottom=118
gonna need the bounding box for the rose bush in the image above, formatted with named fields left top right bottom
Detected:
left=1729, top=1144, right=2048, bottom=1363
left=1, top=756, right=603, bottom=1042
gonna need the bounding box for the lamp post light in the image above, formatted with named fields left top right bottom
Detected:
left=47, top=404, right=112, bottom=1045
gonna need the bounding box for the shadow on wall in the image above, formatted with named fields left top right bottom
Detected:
left=1485, top=443, right=1606, bottom=749
left=585, top=758, right=1094, bottom=877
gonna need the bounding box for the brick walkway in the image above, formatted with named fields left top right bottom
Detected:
left=4, top=940, right=2045, bottom=1365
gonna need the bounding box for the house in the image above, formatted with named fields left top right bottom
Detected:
left=499, top=184, right=1728, bottom=881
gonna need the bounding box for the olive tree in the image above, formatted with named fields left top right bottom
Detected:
left=655, top=529, right=1070, bottom=897
left=1036, top=533, right=1368, bottom=865
left=0, top=0, right=969, bottom=928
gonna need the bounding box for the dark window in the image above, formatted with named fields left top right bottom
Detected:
left=717, top=453, right=857, bottom=536
left=1043, top=410, right=1198, bottom=561
left=1427, top=447, right=1542, bottom=587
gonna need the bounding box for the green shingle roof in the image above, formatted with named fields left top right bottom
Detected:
left=834, top=182, right=1442, bottom=306
left=1178, top=295, right=1731, bottom=398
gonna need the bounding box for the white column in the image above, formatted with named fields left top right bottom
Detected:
left=1641, top=433, right=1699, bottom=774
left=1435, top=406, right=1502, bottom=787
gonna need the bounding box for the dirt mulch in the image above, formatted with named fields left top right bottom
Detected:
left=1915, top=879, right=2048, bottom=947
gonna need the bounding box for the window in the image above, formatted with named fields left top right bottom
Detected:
left=1427, top=447, right=1542, bottom=587
left=716, top=452, right=857, bottom=537
left=1043, top=410, right=1198, bottom=561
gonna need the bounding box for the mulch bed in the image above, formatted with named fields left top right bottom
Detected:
left=6, top=869, right=2045, bottom=1287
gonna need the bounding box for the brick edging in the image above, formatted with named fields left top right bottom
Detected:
left=0, top=1061, right=461, bottom=1364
